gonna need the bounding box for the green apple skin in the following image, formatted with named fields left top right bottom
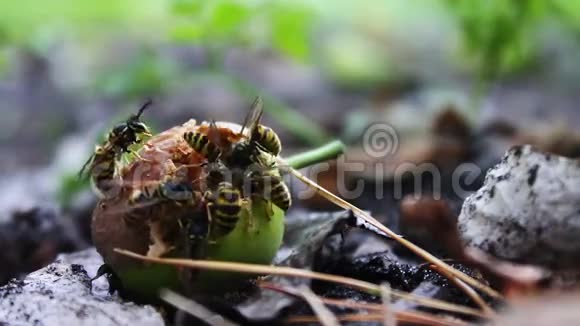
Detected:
left=116, top=199, right=285, bottom=297
left=195, top=199, right=285, bottom=292
left=118, top=264, right=181, bottom=300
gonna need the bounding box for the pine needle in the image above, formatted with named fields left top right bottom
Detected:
left=115, top=248, right=488, bottom=318
left=260, top=282, right=467, bottom=326
left=297, top=285, right=340, bottom=326
left=160, top=289, right=238, bottom=326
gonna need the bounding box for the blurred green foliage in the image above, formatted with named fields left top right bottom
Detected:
left=57, top=172, right=90, bottom=208
left=446, top=0, right=543, bottom=80
left=0, top=0, right=165, bottom=44
left=4, top=0, right=580, bottom=86
left=94, top=50, right=177, bottom=99
left=2, top=0, right=580, bottom=210
left=171, top=0, right=315, bottom=62
left=447, top=0, right=580, bottom=80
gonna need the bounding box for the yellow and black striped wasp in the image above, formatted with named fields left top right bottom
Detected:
left=79, top=100, right=153, bottom=198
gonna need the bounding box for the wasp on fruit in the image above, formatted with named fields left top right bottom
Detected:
left=183, top=121, right=222, bottom=163
left=80, top=100, right=153, bottom=197
left=227, top=97, right=283, bottom=169
left=90, top=96, right=293, bottom=298
left=128, top=177, right=200, bottom=207
left=204, top=181, right=247, bottom=239
left=248, top=168, right=292, bottom=212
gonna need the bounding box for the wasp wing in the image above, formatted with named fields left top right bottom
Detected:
left=78, top=154, right=96, bottom=179
left=239, top=96, right=264, bottom=137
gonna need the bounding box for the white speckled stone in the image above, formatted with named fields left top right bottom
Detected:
left=458, top=145, right=580, bottom=269
left=0, top=249, right=164, bottom=326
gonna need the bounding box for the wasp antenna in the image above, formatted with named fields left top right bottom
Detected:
left=136, top=98, right=153, bottom=119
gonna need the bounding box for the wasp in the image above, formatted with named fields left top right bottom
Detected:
left=183, top=121, right=221, bottom=162
left=252, top=124, right=281, bottom=156
left=205, top=181, right=246, bottom=239
left=128, top=178, right=200, bottom=207
left=241, top=96, right=282, bottom=157
left=227, top=97, right=283, bottom=169
left=246, top=156, right=292, bottom=212
left=228, top=97, right=291, bottom=212
left=249, top=170, right=291, bottom=212
left=80, top=100, right=153, bottom=197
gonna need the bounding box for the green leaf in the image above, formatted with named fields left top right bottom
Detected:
left=208, top=0, right=250, bottom=37
left=271, top=6, right=312, bottom=61
left=171, top=22, right=205, bottom=42
left=57, top=173, right=90, bottom=208
left=172, top=0, right=203, bottom=16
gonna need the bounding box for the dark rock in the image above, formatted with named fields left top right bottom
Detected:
left=316, top=250, right=486, bottom=311
left=0, top=206, right=84, bottom=285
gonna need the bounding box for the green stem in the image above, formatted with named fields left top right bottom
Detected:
left=284, top=140, right=345, bottom=170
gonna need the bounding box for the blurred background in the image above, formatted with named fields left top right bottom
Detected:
left=1, top=0, right=580, bottom=284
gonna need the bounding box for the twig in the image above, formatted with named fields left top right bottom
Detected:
left=115, top=248, right=487, bottom=318
left=284, top=166, right=503, bottom=300
left=297, top=285, right=340, bottom=326
left=284, top=140, right=346, bottom=170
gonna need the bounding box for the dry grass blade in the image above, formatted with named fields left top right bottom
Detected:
left=260, top=282, right=466, bottom=326
left=286, top=313, right=465, bottom=326
left=115, top=249, right=487, bottom=318
left=160, top=289, right=238, bottom=326
left=284, top=166, right=502, bottom=300
left=297, top=285, right=340, bottom=326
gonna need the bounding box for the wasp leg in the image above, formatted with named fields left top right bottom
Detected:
left=131, top=150, right=155, bottom=163
left=160, top=180, right=197, bottom=204
left=91, top=264, right=124, bottom=296
left=204, top=202, right=218, bottom=244
left=242, top=198, right=258, bottom=231
left=264, top=199, right=274, bottom=221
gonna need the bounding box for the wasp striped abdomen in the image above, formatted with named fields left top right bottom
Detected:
left=253, top=125, right=282, bottom=156
left=90, top=147, right=118, bottom=197
left=207, top=182, right=243, bottom=238
left=249, top=171, right=291, bottom=212
left=184, top=131, right=221, bottom=162
left=270, top=179, right=291, bottom=211
left=79, top=101, right=153, bottom=198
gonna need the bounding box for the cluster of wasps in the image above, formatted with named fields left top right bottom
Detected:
left=81, top=97, right=291, bottom=243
